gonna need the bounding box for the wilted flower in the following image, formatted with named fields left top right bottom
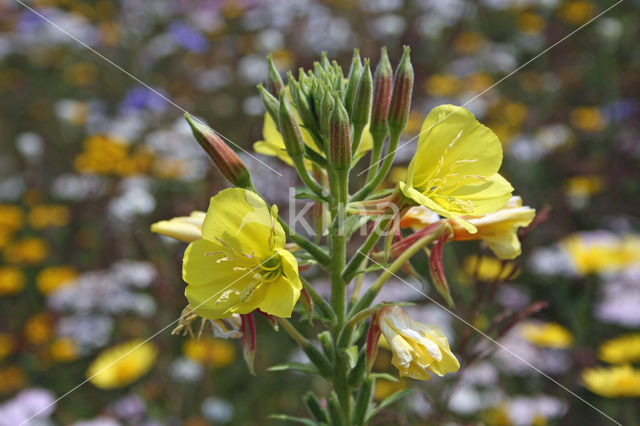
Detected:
left=87, top=340, right=157, bottom=389
left=582, top=365, right=640, bottom=398
left=181, top=188, right=302, bottom=319
left=399, top=105, right=514, bottom=233
left=378, top=305, right=459, bottom=381
left=151, top=211, right=205, bottom=242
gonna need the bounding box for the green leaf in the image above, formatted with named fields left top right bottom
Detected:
left=268, top=362, right=320, bottom=375
left=269, top=414, right=320, bottom=426
left=295, top=188, right=328, bottom=203
left=369, top=372, right=399, bottom=382
left=365, top=389, right=413, bottom=423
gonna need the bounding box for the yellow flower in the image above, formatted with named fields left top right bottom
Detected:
left=570, top=107, right=606, bottom=132
left=582, top=365, right=640, bottom=398
left=520, top=322, right=573, bottom=349
left=183, top=338, right=236, bottom=368
left=598, top=334, right=640, bottom=364
left=36, top=266, right=77, bottom=294
left=0, top=267, right=25, bottom=296
left=0, top=366, right=26, bottom=394
left=562, top=233, right=640, bottom=275
left=462, top=255, right=518, bottom=282
left=182, top=188, right=302, bottom=319
left=373, top=378, right=407, bottom=401
left=151, top=211, right=206, bottom=243
left=518, top=12, right=546, bottom=34
left=24, top=313, right=54, bottom=345
left=253, top=112, right=373, bottom=169
left=378, top=305, right=460, bottom=381
left=50, top=338, right=80, bottom=362
left=0, top=333, right=15, bottom=360
left=399, top=105, right=513, bottom=233
left=4, top=237, right=49, bottom=264
left=424, top=74, right=460, bottom=97
left=403, top=196, right=535, bottom=259
left=87, top=340, right=157, bottom=389
left=28, top=205, right=70, bottom=228
left=0, top=204, right=23, bottom=231
left=558, top=1, right=595, bottom=25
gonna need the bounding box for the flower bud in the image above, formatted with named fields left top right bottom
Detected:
left=329, top=97, right=351, bottom=170
left=266, top=54, right=284, bottom=97
left=240, top=313, right=256, bottom=375
left=429, top=232, right=454, bottom=307
left=351, top=58, right=372, bottom=129
left=150, top=211, right=205, bottom=242
left=185, top=114, right=252, bottom=188
left=278, top=94, right=306, bottom=158
left=344, top=49, right=363, bottom=115
left=365, top=310, right=382, bottom=374
left=388, top=46, right=413, bottom=135
left=257, top=83, right=279, bottom=123
left=320, top=89, right=335, bottom=137
left=370, top=47, right=393, bottom=138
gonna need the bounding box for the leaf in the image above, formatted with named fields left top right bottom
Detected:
left=365, top=389, right=413, bottom=422
left=269, top=414, right=321, bottom=426
left=295, top=188, right=328, bottom=203
left=369, top=372, right=399, bottom=382
left=268, top=362, right=320, bottom=375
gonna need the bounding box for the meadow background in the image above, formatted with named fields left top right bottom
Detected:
left=1, top=0, right=639, bottom=424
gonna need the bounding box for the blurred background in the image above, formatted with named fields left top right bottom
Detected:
left=1, top=0, right=639, bottom=424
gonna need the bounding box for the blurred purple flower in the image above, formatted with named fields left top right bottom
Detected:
left=169, top=22, right=209, bottom=53
left=119, top=86, right=168, bottom=114
left=602, top=99, right=639, bottom=122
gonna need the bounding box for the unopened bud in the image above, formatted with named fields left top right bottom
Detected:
left=257, top=83, right=279, bottom=124
left=267, top=54, right=284, bottom=97
left=352, top=59, right=372, bottom=129
left=320, top=89, right=335, bottom=137
left=278, top=94, right=306, bottom=158
left=370, top=47, right=393, bottom=138
left=388, top=46, right=413, bottom=135
left=429, top=232, right=454, bottom=308
left=344, top=50, right=363, bottom=116
left=185, top=114, right=252, bottom=188
left=329, top=98, right=351, bottom=170
left=365, top=310, right=382, bottom=374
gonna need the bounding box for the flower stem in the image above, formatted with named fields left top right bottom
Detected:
left=278, top=218, right=330, bottom=266
left=352, top=127, right=401, bottom=202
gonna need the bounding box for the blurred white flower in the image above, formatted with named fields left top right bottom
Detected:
left=0, top=388, right=56, bottom=426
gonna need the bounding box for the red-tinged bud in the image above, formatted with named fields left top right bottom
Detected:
left=352, top=59, right=372, bottom=129
left=370, top=47, right=393, bottom=138
left=344, top=49, right=363, bottom=116
left=300, top=287, right=314, bottom=325
left=267, top=54, right=284, bottom=97
left=329, top=97, right=352, bottom=170
left=388, top=46, right=413, bottom=135
left=255, top=309, right=279, bottom=331
left=240, top=313, right=256, bottom=375
left=429, top=232, right=454, bottom=308
left=366, top=310, right=382, bottom=374
left=185, top=114, right=252, bottom=188
left=278, top=94, right=306, bottom=158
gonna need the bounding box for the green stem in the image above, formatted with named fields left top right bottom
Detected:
left=278, top=218, right=330, bottom=266
left=350, top=258, right=368, bottom=304
left=342, top=215, right=393, bottom=282
left=351, top=124, right=366, bottom=161
left=352, top=127, right=401, bottom=202
left=276, top=317, right=310, bottom=347
left=365, top=130, right=386, bottom=181
left=292, top=154, right=328, bottom=200
left=301, top=276, right=336, bottom=324
left=349, top=228, right=444, bottom=318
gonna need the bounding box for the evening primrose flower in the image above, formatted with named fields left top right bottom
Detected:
left=582, top=365, right=640, bottom=398
left=181, top=188, right=301, bottom=319
left=151, top=211, right=205, bottom=242
left=87, top=340, right=157, bottom=389
left=399, top=105, right=514, bottom=233
left=378, top=305, right=460, bottom=381
left=253, top=112, right=373, bottom=169
left=598, top=334, right=640, bottom=364
left=402, top=196, right=535, bottom=259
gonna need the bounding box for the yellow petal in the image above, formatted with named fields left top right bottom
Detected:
left=254, top=250, right=301, bottom=318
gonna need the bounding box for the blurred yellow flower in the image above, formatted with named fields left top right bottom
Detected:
left=0, top=204, right=23, bottom=231
left=378, top=306, right=460, bottom=381
left=0, top=267, right=26, bottom=296
left=28, top=205, right=70, bottom=228
left=453, top=31, right=486, bottom=55
left=254, top=112, right=372, bottom=170
left=182, top=188, right=302, bottom=319
left=424, top=74, right=460, bottom=97
left=598, top=334, right=640, bottom=364
left=373, top=378, right=407, bottom=401
left=0, top=333, right=15, bottom=360
left=518, top=12, right=546, bottom=34
left=570, top=107, right=606, bottom=132
left=37, top=266, right=78, bottom=294
left=463, top=72, right=493, bottom=94
left=151, top=211, right=205, bottom=243
left=4, top=237, right=49, bottom=264
left=183, top=338, right=236, bottom=368
left=558, top=1, right=595, bottom=25
left=462, top=255, right=518, bottom=282
left=75, top=135, right=154, bottom=176
left=565, top=175, right=603, bottom=199
left=87, top=340, right=157, bottom=389
left=399, top=105, right=513, bottom=233
left=24, top=313, right=54, bottom=345
left=63, top=62, right=97, bottom=87
left=0, top=366, right=26, bottom=394
left=520, top=322, right=573, bottom=349
left=583, top=365, right=640, bottom=398
left=50, top=338, right=80, bottom=363
left=562, top=233, right=640, bottom=275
